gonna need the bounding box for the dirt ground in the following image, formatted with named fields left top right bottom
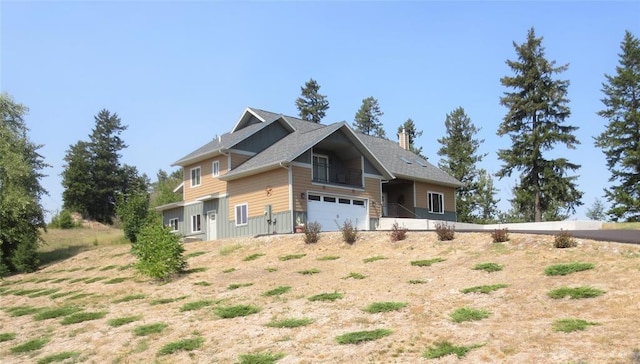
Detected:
left=1, top=231, right=640, bottom=363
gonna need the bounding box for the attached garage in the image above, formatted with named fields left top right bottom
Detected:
left=307, top=193, right=369, bottom=231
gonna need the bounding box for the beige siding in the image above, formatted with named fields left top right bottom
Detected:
left=230, top=152, right=252, bottom=169
left=183, top=156, right=228, bottom=202
left=415, top=182, right=456, bottom=212
left=227, top=168, right=289, bottom=220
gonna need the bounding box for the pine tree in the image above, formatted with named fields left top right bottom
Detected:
left=437, top=107, right=485, bottom=222
left=150, top=169, right=183, bottom=208
left=497, top=27, right=583, bottom=222
left=397, top=118, right=423, bottom=155
left=295, top=78, right=329, bottom=123
left=474, top=169, right=500, bottom=223
left=0, top=93, right=48, bottom=275
left=61, top=141, right=93, bottom=216
left=353, top=97, right=386, bottom=138
left=594, top=31, right=640, bottom=222
left=585, top=198, right=607, bottom=221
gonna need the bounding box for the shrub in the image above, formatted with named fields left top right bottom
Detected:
left=363, top=302, right=407, bottom=313
left=266, top=318, right=313, bottom=328
left=554, top=230, right=577, bottom=248
left=49, top=210, right=77, bottom=229
left=215, top=305, right=261, bottom=319
left=339, top=219, right=357, bottom=244
left=548, top=286, right=605, bottom=299
left=552, top=318, right=599, bottom=333
left=116, top=193, right=150, bottom=243
left=238, top=352, right=286, bottom=364
left=450, top=307, right=491, bottom=323
left=335, top=329, right=393, bottom=344
left=424, top=341, right=482, bottom=359
left=473, top=262, right=504, bottom=273
left=157, top=336, right=203, bottom=356
left=544, top=262, right=595, bottom=276
left=434, top=223, right=455, bottom=241
left=389, top=222, right=408, bottom=242
left=303, top=221, right=322, bottom=244
left=133, top=219, right=187, bottom=280
left=491, top=228, right=509, bottom=243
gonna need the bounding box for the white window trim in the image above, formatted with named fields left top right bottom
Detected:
left=235, top=203, right=248, bottom=226
left=428, top=191, right=444, bottom=214
left=212, top=160, right=220, bottom=177
left=190, top=166, right=201, bottom=187
left=168, top=218, right=179, bottom=232
left=191, top=214, right=201, bottom=233
left=312, top=153, right=329, bottom=182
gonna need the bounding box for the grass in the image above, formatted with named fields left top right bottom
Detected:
left=180, top=300, right=215, bottom=312
left=408, top=279, right=427, bottom=284
left=84, top=276, right=107, bottom=283
left=308, top=292, right=343, bottom=302
left=238, top=352, right=286, bottom=363
left=552, top=318, right=599, bottom=333
left=107, top=315, right=143, bottom=327
left=5, top=305, right=42, bottom=317
left=473, top=262, right=504, bottom=273
left=343, top=272, right=367, bottom=280
left=266, top=318, right=313, bottom=328
left=10, top=337, right=50, bottom=354
left=228, top=282, right=254, bottom=290
left=184, top=267, right=207, bottom=274
left=461, top=283, right=509, bottom=294
left=335, top=328, right=393, bottom=344
left=219, top=244, right=242, bottom=256
left=185, top=251, right=207, bottom=259
left=60, top=311, right=107, bottom=325
left=279, top=253, right=306, bottom=261
left=363, top=255, right=387, bottom=263
left=548, top=286, right=605, bottom=299
left=12, top=288, right=46, bottom=296
left=317, top=255, right=340, bottom=261
left=544, top=262, right=595, bottom=276
left=0, top=332, right=16, bottom=342
left=602, top=222, right=640, bottom=230
left=34, top=306, right=82, bottom=321
left=222, top=268, right=237, bottom=273
left=157, top=336, right=204, bottom=356
left=215, top=305, right=261, bottom=318
left=99, top=264, right=118, bottom=271
left=133, top=322, right=168, bottom=336
left=424, top=341, right=482, bottom=359
left=411, top=258, right=446, bottom=266
left=150, top=296, right=188, bottom=305
left=298, top=268, right=320, bottom=275
left=194, top=281, right=211, bottom=286
left=262, top=286, right=291, bottom=297
left=363, top=301, right=407, bottom=313
left=450, top=307, right=491, bottom=323
left=104, top=277, right=129, bottom=284
left=243, top=253, right=265, bottom=261
left=36, top=351, right=80, bottom=364
left=65, top=292, right=94, bottom=300
left=265, top=267, right=278, bottom=272
left=49, top=291, right=78, bottom=299
left=112, top=294, right=146, bottom=303
left=28, top=288, right=61, bottom=297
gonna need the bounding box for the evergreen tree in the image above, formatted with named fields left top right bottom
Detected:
left=0, top=93, right=48, bottom=275
left=594, top=31, right=640, bottom=222
left=295, top=78, right=329, bottom=123
left=396, top=118, right=423, bottom=155
left=585, top=198, right=607, bottom=221
left=150, top=169, right=183, bottom=208
left=61, top=141, right=93, bottom=216
left=437, top=107, right=485, bottom=222
left=497, top=27, right=583, bottom=222
left=474, top=169, right=500, bottom=223
left=353, top=96, right=386, bottom=138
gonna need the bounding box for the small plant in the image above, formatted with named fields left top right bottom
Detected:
left=61, top=311, right=107, bottom=325
left=317, top=255, right=340, bottom=261
left=0, top=332, right=16, bottom=342
left=335, top=328, right=393, bottom=344
left=215, top=305, right=261, bottom=319
left=238, top=352, right=286, bottom=364
left=6, top=306, right=42, bottom=317
left=265, top=267, right=278, bottom=272
left=279, top=253, right=306, bottom=261
left=180, top=300, right=214, bottom=312
left=222, top=268, right=237, bottom=273
left=112, top=294, right=146, bottom=303
left=298, top=268, right=320, bottom=275
left=343, top=272, right=367, bottom=280
left=363, top=255, right=386, bottom=263
left=303, top=221, right=322, bottom=244
left=411, top=258, right=445, bottom=267
left=548, top=286, right=605, bottom=299
left=266, top=318, right=313, bottom=328
left=262, top=286, right=291, bottom=297
left=243, top=253, right=265, bottom=261
left=157, top=336, right=203, bottom=356
left=104, top=277, right=128, bottom=284
left=389, top=221, right=408, bottom=241
left=10, top=337, right=49, bottom=354
left=184, top=267, right=207, bottom=273
left=363, top=302, right=407, bottom=313
left=473, top=262, right=504, bottom=273
left=554, top=230, right=577, bottom=248
left=228, top=282, right=254, bottom=290
left=491, top=228, right=509, bottom=243
left=424, top=341, right=482, bottom=359
left=133, top=322, right=168, bottom=336
left=34, top=306, right=82, bottom=321
left=552, top=318, right=599, bottom=333
left=450, top=307, right=491, bottom=323
left=544, top=262, right=595, bottom=276
left=194, top=281, right=211, bottom=286
left=150, top=296, right=188, bottom=305
left=219, top=244, right=242, bottom=256
left=434, top=223, right=455, bottom=241
left=339, top=219, right=358, bottom=244
left=308, top=292, right=343, bottom=302
left=408, top=279, right=426, bottom=284
left=107, top=315, right=143, bottom=327
left=185, top=251, right=206, bottom=259
left=37, top=351, right=80, bottom=364
left=461, top=284, right=509, bottom=294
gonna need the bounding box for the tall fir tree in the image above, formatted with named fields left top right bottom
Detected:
left=497, top=27, right=583, bottom=222
left=0, top=93, right=48, bottom=275
left=594, top=31, right=640, bottom=222
left=353, top=96, right=386, bottom=138
left=397, top=118, right=423, bottom=155
left=474, top=169, right=500, bottom=223
left=61, top=141, right=93, bottom=216
left=437, top=107, right=485, bottom=222
left=295, top=78, right=329, bottom=123
left=150, top=169, right=183, bottom=208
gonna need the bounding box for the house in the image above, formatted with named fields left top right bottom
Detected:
left=156, top=108, right=463, bottom=240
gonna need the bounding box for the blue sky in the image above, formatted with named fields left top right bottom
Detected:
left=2, top=1, right=638, bottom=221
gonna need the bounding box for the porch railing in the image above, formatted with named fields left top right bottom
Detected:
left=385, top=203, right=419, bottom=218
left=312, top=163, right=362, bottom=187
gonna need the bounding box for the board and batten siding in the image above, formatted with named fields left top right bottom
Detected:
left=226, top=168, right=289, bottom=221
left=414, top=181, right=456, bottom=212
left=183, top=156, right=228, bottom=202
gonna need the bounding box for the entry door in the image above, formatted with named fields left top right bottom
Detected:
left=207, top=210, right=217, bottom=241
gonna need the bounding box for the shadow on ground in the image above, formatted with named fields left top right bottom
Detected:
left=39, top=245, right=94, bottom=267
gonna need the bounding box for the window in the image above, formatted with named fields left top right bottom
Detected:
left=190, top=167, right=201, bottom=187
left=353, top=199, right=365, bottom=206
left=168, top=218, right=178, bottom=232
left=323, top=196, right=336, bottom=203
left=308, top=194, right=321, bottom=201
left=339, top=198, right=351, bottom=204
left=428, top=192, right=444, bottom=214
left=212, top=161, right=220, bottom=177
left=313, top=154, right=329, bottom=183
left=191, top=214, right=201, bottom=232
left=235, top=204, right=248, bottom=226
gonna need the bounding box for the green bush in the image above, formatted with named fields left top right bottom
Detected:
left=133, top=218, right=187, bottom=280
left=434, top=223, right=455, bottom=241
left=554, top=230, right=577, bottom=248
left=544, top=262, right=594, bottom=276
left=548, top=286, right=605, bottom=299
left=339, top=219, right=358, bottom=244
left=116, top=193, right=150, bottom=243
left=473, top=262, right=504, bottom=273
left=389, top=221, right=408, bottom=241
left=491, top=228, right=509, bottom=243
left=215, top=305, right=261, bottom=319
left=303, top=221, right=322, bottom=244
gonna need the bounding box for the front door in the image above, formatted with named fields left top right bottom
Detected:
left=207, top=210, right=217, bottom=241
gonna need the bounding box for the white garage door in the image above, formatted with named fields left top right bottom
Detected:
left=307, top=194, right=368, bottom=232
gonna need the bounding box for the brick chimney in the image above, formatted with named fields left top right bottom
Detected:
left=398, top=128, right=410, bottom=150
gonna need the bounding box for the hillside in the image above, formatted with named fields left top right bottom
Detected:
left=1, top=231, right=639, bottom=363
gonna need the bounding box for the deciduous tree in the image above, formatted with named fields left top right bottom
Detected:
left=295, top=78, right=329, bottom=124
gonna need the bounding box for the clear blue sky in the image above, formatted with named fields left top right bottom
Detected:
left=2, top=1, right=639, bottom=221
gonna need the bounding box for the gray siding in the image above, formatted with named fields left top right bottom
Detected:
left=414, top=208, right=457, bottom=222
left=235, top=122, right=288, bottom=153
left=162, top=207, right=186, bottom=236
left=294, top=149, right=311, bottom=163
left=219, top=196, right=292, bottom=238
left=183, top=202, right=206, bottom=240
left=364, top=158, right=379, bottom=175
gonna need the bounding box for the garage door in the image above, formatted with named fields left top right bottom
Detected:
left=307, top=194, right=368, bottom=232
